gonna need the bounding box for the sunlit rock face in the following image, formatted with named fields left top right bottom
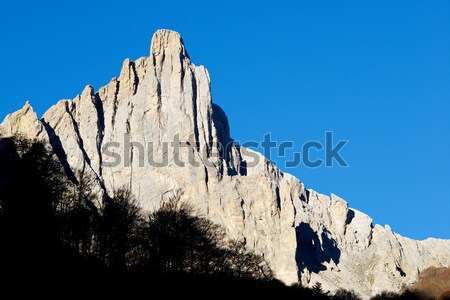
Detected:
left=2, top=29, right=449, bottom=298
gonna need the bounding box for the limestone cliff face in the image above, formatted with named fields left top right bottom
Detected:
left=0, top=101, right=48, bottom=141
left=1, top=29, right=449, bottom=298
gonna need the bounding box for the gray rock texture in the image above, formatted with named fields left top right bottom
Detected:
left=1, top=29, right=449, bottom=298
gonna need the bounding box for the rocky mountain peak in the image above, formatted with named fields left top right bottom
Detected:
left=1, top=29, right=449, bottom=298
left=151, top=29, right=190, bottom=61
left=0, top=101, right=47, bottom=141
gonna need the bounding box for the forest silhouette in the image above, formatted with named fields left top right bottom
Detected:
left=0, top=137, right=431, bottom=299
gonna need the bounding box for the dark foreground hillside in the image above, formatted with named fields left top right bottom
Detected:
left=0, top=137, right=431, bottom=299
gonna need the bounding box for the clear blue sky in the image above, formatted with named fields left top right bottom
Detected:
left=1, top=1, right=449, bottom=239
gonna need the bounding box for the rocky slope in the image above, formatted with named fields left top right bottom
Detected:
left=1, top=29, right=449, bottom=298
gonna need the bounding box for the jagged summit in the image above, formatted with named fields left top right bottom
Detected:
left=151, top=29, right=190, bottom=60
left=1, top=30, right=449, bottom=298
left=0, top=100, right=47, bottom=140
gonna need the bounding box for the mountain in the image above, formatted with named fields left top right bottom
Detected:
left=1, top=29, right=449, bottom=298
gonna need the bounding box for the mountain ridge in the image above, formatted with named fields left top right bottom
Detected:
left=1, top=29, right=449, bottom=298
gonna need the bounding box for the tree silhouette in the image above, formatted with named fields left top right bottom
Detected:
left=369, top=290, right=423, bottom=300
left=142, top=199, right=273, bottom=280
left=313, top=282, right=326, bottom=295
left=333, top=289, right=362, bottom=300
left=57, top=170, right=99, bottom=257
left=225, top=240, right=273, bottom=280
left=0, top=137, right=72, bottom=275
left=97, top=188, right=142, bottom=270
left=144, top=200, right=218, bottom=273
